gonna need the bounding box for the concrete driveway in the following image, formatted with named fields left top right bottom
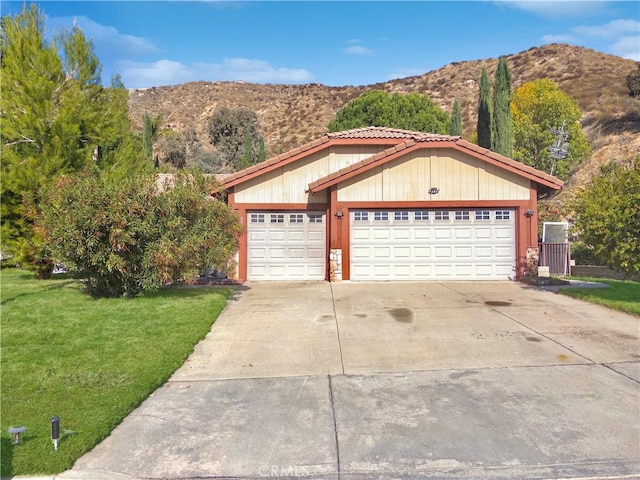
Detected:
left=61, top=281, right=640, bottom=479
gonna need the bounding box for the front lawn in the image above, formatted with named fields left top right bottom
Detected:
left=558, top=278, right=640, bottom=316
left=1, top=268, right=233, bottom=476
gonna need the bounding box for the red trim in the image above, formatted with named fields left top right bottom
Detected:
left=231, top=203, right=329, bottom=211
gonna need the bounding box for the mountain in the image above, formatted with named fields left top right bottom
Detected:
left=127, top=44, right=639, bottom=195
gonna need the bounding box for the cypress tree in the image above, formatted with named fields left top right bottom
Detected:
left=477, top=68, right=492, bottom=149
left=492, top=56, right=513, bottom=157
left=450, top=99, right=462, bottom=136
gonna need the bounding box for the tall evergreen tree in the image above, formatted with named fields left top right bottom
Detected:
left=0, top=4, right=144, bottom=270
left=492, top=56, right=513, bottom=157
left=450, top=99, right=462, bottom=136
left=142, top=111, right=163, bottom=166
left=477, top=68, right=492, bottom=149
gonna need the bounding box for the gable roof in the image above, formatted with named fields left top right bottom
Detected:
left=222, top=126, right=563, bottom=191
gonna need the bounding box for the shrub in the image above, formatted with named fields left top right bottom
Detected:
left=626, top=64, right=640, bottom=97
left=39, top=170, right=242, bottom=297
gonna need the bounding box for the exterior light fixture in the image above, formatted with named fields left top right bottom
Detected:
left=8, top=426, right=27, bottom=445
left=335, top=211, right=344, bottom=218
left=52, top=416, right=60, bottom=450
left=428, top=187, right=440, bottom=195
left=525, top=209, right=535, bottom=217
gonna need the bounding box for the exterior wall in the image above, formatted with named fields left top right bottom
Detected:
left=234, top=145, right=388, bottom=204
left=337, top=149, right=530, bottom=202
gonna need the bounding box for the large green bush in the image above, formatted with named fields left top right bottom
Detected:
left=570, top=160, right=640, bottom=276
left=328, top=90, right=450, bottom=134
left=38, top=171, right=242, bottom=297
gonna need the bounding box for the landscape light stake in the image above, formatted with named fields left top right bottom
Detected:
left=52, top=416, right=60, bottom=451
left=7, top=426, right=27, bottom=445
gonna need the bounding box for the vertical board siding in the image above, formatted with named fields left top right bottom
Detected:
left=338, top=148, right=530, bottom=202
left=234, top=145, right=385, bottom=204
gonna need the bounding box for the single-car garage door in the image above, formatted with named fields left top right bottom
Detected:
left=350, top=209, right=515, bottom=280
left=247, top=211, right=326, bottom=280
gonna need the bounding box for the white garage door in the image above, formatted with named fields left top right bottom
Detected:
left=247, top=211, right=326, bottom=280
left=350, top=209, right=515, bottom=281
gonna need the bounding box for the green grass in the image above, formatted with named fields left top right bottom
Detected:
left=558, top=277, right=640, bottom=316
left=1, top=268, right=233, bottom=477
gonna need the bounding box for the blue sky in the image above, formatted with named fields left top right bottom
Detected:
left=3, top=1, right=639, bottom=89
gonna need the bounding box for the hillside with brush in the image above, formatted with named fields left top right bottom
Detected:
left=127, top=44, right=640, bottom=195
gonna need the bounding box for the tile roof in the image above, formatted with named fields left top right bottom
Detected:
left=326, top=126, right=457, bottom=141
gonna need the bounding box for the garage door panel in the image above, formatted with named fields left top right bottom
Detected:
left=455, top=246, right=473, bottom=258
left=414, top=228, right=431, bottom=240
left=351, top=209, right=515, bottom=281
left=269, top=231, right=286, bottom=242
left=248, top=211, right=326, bottom=280
left=414, top=246, right=432, bottom=258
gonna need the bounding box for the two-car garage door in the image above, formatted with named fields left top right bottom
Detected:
left=350, top=209, right=515, bottom=281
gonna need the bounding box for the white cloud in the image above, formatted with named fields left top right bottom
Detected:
left=609, top=36, right=640, bottom=60
left=344, top=45, right=374, bottom=56
left=545, top=18, right=640, bottom=60
left=388, top=68, right=425, bottom=80
left=573, top=19, right=640, bottom=38
left=119, top=58, right=314, bottom=88
left=496, top=1, right=609, bottom=17
left=542, top=33, right=576, bottom=43
left=46, top=15, right=159, bottom=57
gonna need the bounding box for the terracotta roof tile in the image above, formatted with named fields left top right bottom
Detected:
left=326, top=126, right=455, bottom=141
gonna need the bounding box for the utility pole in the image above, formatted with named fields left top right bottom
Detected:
left=548, top=121, right=569, bottom=176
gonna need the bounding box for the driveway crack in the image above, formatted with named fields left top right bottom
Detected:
left=328, top=374, right=341, bottom=479
left=330, top=283, right=345, bottom=375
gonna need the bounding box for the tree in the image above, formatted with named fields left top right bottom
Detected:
left=450, top=99, right=462, bottom=136
left=156, top=129, right=187, bottom=169
left=142, top=111, right=163, bottom=166
left=0, top=4, right=145, bottom=269
left=328, top=90, right=450, bottom=134
left=570, top=160, right=640, bottom=276
left=38, top=170, right=243, bottom=297
left=492, top=56, right=513, bottom=157
left=207, top=107, right=266, bottom=172
left=477, top=68, right=492, bottom=149
left=626, top=63, right=640, bottom=97
left=511, top=79, right=590, bottom=180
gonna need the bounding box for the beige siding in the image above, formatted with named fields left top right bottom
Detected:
left=338, top=148, right=530, bottom=202
left=234, top=145, right=386, bottom=204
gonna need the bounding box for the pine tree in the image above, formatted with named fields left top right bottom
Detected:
left=0, top=4, right=144, bottom=269
left=450, top=99, right=462, bottom=137
left=477, top=68, right=492, bottom=149
left=492, top=56, right=513, bottom=157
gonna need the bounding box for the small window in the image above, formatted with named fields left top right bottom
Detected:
left=495, top=210, right=511, bottom=220
left=270, top=214, right=285, bottom=223
left=435, top=211, right=450, bottom=221
left=475, top=210, right=490, bottom=221
left=354, top=212, right=369, bottom=221
left=289, top=214, right=304, bottom=223
left=455, top=211, right=470, bottom=221
left=374, top=211, right=389, bottom=221
left=414, top=211, right=430, bottom=221
left=250, top=213, right=265, bottom=223
left=308, top=214, right=323, bottom=224
left=394, top=211, right=409, bottom=221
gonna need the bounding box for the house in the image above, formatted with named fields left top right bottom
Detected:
left=220, top=127, right=563, bottom=282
